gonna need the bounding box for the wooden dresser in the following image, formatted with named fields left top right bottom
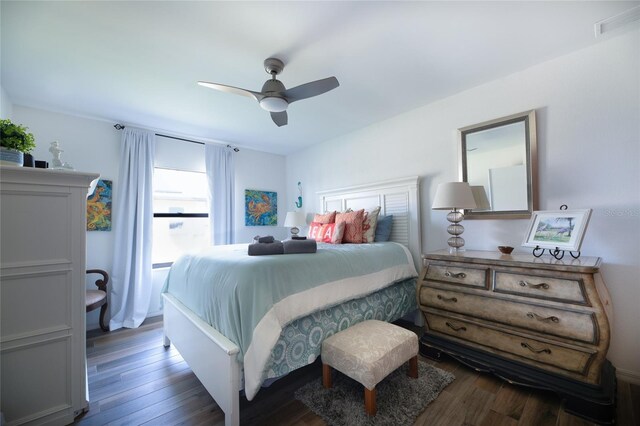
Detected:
left=0, top=166, right=99, bottom=425
left=418, top=250, right=616, bottom=424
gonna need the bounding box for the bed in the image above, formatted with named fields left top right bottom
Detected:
left=162, top=176, right=422, bottom=426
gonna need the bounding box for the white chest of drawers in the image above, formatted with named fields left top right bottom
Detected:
left=1, top=166, right=99, bottom=425
left=418, top=250, right=616, bottom=424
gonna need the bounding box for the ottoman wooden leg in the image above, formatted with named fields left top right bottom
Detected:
left=322, top=363, right=332, bottom=388
left=408, top=355, right=418, bottom=379
left=365, top=387, right=377, bottom=416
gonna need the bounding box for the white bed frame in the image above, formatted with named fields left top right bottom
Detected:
left=162, top=176, right=422, bottom=426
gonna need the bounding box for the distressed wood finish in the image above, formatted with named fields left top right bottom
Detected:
left=494, top=271, right=587, bottom=304
left=424, top=313, right=596, bottom=375
left=424, top=264, right=490, bottom=289
left=419, top=251, right=610, bottom=384
left=419, top=287, right=597, bottom=344
left=418, top=250, right=616, bottom=424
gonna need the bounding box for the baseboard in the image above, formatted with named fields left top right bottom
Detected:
left=616, top=368, right=640, bottom=385
left=147, top=310, right=163, bottom=318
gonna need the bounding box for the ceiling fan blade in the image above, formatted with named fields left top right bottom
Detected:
left=282, top=77, right=339, bottom=103
left=270, top=111, right=288, bottom=127
left=197, top=81, right=264, bottom=102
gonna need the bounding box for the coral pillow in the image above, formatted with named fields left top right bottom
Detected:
left=362, top=206, right=381, bottom=243
left=308, top=221, right=345, bottom=244
left=313, top=211, right=336, bottom=224
left=336, top=209, right=365, bottom=244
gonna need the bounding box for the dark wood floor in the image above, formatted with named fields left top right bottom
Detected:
left=76, top=318, right=640, bottom=426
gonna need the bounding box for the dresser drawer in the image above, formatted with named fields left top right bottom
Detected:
left=424, top=313, right=596, bottom=376
left=419, top=287, right=597, bottom=344
left=494, top=271, right=587, bottom=304
left=424, top=263, right=489, bottom=289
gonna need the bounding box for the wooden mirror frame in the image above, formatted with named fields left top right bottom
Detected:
left=459, top=110, right=538, bottom=219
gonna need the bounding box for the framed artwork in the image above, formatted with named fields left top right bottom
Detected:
left=245, top=189, right=277, bottom=226
left=87, top=179, right=112, bottom=231
left=522, top=209, right=592, bottom=251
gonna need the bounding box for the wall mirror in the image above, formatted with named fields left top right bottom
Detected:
left=459, top=110, right=537, bottom=219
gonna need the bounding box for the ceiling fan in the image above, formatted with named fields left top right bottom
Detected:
left=198, top=58, right=339, bottom=127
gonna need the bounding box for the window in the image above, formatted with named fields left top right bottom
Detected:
left=152, top=168, right=210, bottom=267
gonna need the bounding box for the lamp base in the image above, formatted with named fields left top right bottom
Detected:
left=446, top=209, right=467, bottom=253
left=290, top=226, right=300, bottom=238
left=447, top=236, right=466, bottom=254
left=448, top=246, right=466, bottom=254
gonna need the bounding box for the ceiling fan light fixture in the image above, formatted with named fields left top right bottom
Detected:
left=259, top=96, right=288, bottom=112
left=199, top=57, right=339, bottom=126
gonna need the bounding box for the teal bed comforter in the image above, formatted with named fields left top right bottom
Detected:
left=162, top=241, right=418, bottom=400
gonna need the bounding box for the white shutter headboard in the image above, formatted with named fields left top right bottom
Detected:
left=317, top=176, right=422, bottom=268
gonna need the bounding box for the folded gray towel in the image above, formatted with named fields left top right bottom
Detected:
left=248, top=241, right=284, bottom=256
left=253, top=235, right=275, bottom=243
left=283, top=239, right=317, bottom=254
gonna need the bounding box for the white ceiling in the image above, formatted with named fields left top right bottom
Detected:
left=1, top=1, right=637, bottom=155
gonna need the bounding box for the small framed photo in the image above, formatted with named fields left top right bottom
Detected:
left=522, top=209, right=592, bottom=252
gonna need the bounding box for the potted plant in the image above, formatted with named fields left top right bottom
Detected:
left=1, top=119, right=36, bottom=166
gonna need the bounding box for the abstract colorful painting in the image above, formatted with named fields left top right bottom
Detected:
left=245, top=189, right=277, bottom=226
left=87, top=179, right=112, bottom=231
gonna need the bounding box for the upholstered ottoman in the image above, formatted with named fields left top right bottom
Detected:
left=321, top=320, right=419, bottom=416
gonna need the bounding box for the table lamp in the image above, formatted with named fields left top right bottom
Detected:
left=432, top=182, right=477, bottom=253
left=284, top=211, right=307, bottom=238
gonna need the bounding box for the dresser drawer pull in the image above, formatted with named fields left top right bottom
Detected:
left=526, top=312, right=560, bottom=323
left=445, top=322, right=467, bottom=332
left=519, top=280, right=550, bottom=290
left=437, top=294, right=458, bottom=303
left=445, top=270, right=467, bottom=279
left=520, top=342, right=552, bottom=354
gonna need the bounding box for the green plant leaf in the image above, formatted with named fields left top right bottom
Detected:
left=0, top=119, right=36, bottom=153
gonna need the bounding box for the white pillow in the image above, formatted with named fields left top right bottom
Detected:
left=362, top=206, right=381, bottom=243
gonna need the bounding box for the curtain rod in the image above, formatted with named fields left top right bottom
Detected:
left=113, top=124, right=239, bottom=152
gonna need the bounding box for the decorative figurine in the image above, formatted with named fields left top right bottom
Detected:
left=49, top=141, right=73, bottom=170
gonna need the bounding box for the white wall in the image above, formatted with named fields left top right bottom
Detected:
left=1, top=85, right=13, bottom=118
left=287, top=30, right=640, bottom=382
left=234, top=149, right=289, bottom=243
left=11, top=105, right=288, bottom=326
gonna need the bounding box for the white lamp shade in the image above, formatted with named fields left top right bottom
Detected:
left=432, top=182, right=477, bottom=210
left=284, top=211, right=306, bottom=227
left=470, top=185, right=491, bottom=210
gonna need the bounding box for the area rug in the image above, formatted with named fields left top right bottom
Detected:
left=294, top=361, right=455, bottom=426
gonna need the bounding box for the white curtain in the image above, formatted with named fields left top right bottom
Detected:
left=205, top=144, right=235, bottom=245
left=109, top=128, right=155, bottom=330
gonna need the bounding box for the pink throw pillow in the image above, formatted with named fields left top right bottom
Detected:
left=308, top=221, right=345, bottom=243
left=313, top=211, right=336, bottom=224
left=336, top=209, right=365, bottom=244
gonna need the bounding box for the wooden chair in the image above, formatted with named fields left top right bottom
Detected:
left=86, top=269, right=109, bottom=331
